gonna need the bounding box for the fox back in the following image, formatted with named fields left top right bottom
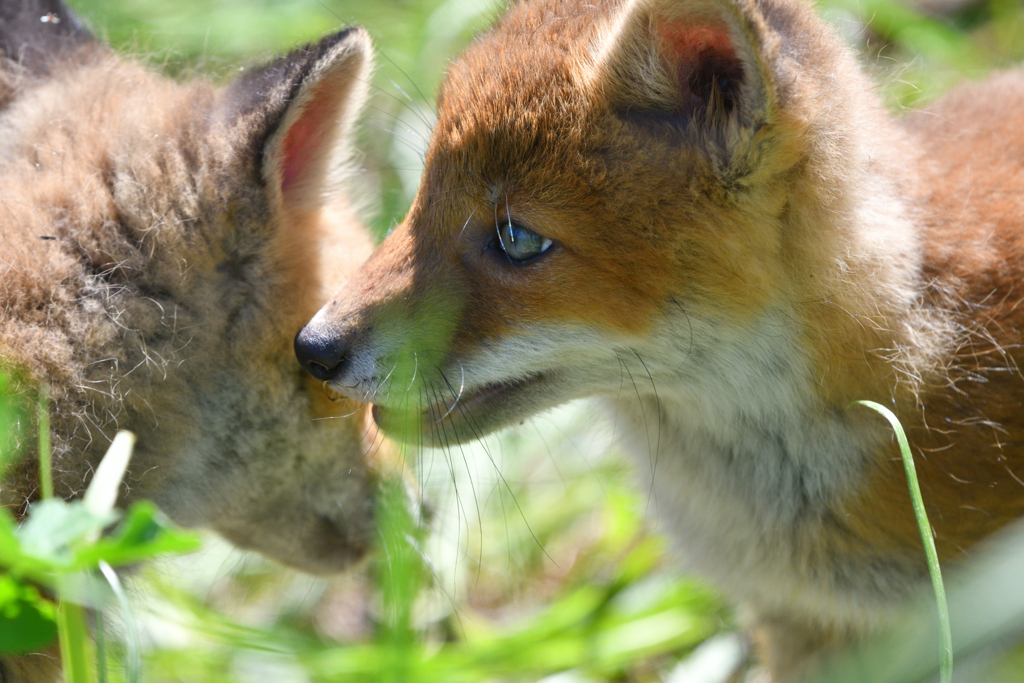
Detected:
left=296, top=0, right=1024, bottom=677
left=0, top=0, right=377, bottom=586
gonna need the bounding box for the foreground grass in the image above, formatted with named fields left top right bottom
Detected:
left=126, top=404, right=730, bottom=683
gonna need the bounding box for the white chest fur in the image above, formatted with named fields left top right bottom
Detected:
left=605, top=308, right=914, bottom=632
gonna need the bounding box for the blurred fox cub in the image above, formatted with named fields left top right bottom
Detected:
left=1, top=1, right=379, bottom=680
left=295, top=0, right=1024, bottom=678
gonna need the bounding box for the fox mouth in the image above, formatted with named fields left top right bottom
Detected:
left=371, top=372, right=546, bottom=435
left=323, top=381, right=347, bottom=402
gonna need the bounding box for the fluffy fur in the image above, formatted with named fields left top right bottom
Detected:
left=296, top=0, right=1024, bottom=678
left=1, top=2, right=379, bottom=678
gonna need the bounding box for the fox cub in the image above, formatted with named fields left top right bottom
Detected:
left=296, top=0, right=1024, bottom=676
left=1, top=0, right=375, bottom=621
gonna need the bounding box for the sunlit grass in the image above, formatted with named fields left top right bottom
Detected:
left=120, top=403, right=728, bottom=683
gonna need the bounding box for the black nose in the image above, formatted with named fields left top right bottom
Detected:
left=294, top=324, right=346, bottom=381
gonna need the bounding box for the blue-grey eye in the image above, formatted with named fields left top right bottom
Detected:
left=494, top=221, right=553, bottom=262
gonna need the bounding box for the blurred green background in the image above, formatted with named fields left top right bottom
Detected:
left=37, top=0, right=1024, bottom=681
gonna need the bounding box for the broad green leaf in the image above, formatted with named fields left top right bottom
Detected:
left=72, top=502, right=200, bottom=569
left=0, top=509, right=21, bottom=563
left=17, top=501, right=117, bottom=567
left=4, top=499, right=196, bottom=581
left=0, top=574, right=57, bottom=655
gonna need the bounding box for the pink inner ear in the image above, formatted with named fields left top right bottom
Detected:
left=280, top=85, right=336, bottom=193
left=655, top=20, right=737, bottom=77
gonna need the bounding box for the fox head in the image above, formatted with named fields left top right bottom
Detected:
left=0, top=1, right=379, bottom=574
left=296, top=0, right=925, bottom=445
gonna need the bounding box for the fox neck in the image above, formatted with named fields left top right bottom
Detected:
left=601, top=147, right=947, bottom=628
left=610, top=302, right=883, bottom=508
left=606, top=303, right=909, bottom=629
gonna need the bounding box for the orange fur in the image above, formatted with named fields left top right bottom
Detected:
left=298, top=0, right=1024, bottom=678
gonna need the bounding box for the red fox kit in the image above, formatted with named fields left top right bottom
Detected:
left=0, top=0, right=376, bottom=587
left=296, top=0, right=1024, bottom=676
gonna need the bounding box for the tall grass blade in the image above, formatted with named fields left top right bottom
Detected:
left=55, top=598, right=96, bottom=683
left=100, top=561, right=139, bottom=683
left=38, top=383, right=98, bottom=682
left=856, top=400, right=953, bottom=683
left=94, top=607, right=107, bottom=683
left=37, top=384, right=51, bottom=501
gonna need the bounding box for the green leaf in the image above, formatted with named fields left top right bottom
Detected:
left=2, top=498, right=196, bottom=584
left=72, top=502, right=200, bottom=569
left=0, top=509, right=22, bottom=564
left=0, top=574, right=57, bottom=655
left=17, top=500, right=118, bottom=567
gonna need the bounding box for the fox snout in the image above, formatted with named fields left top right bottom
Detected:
left=294, top=218, right=468, bottom=418
left=294, top=322, right=348, bottom=382
left=293, top=296, right=388, bottom=403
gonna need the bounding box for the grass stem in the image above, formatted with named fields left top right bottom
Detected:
left=856, top=400, right=952, bottom=683
left=100, top=561, right=139, bottom=683
left=56, top=598, right=96, bottom=683
left=37, top=384, right=52, bottom=500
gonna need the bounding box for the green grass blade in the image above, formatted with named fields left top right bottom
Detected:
left=100, top=561, right=140, bottom=683
left=37, top=384, right=52, bottom=501
left=856, top=400, right=952, bottom=683
left=56, top=597, right=96, bottom=683
left=94, top=605, right=107, bottom=683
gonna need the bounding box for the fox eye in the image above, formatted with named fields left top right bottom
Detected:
left=492, top=221, right=553, bottom=263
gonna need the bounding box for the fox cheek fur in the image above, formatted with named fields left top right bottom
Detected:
left=0, top=0, right=379, bottom=580
left=298, top=0, right=924, bottom=435
left=299, top=0, right=1024, bottom=677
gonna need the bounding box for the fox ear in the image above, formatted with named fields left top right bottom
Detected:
left=0, top=0, right=95, bottom=74
left=592, top=0, right=780, bottom=154
left=222, top=26, right=372, bottom=214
